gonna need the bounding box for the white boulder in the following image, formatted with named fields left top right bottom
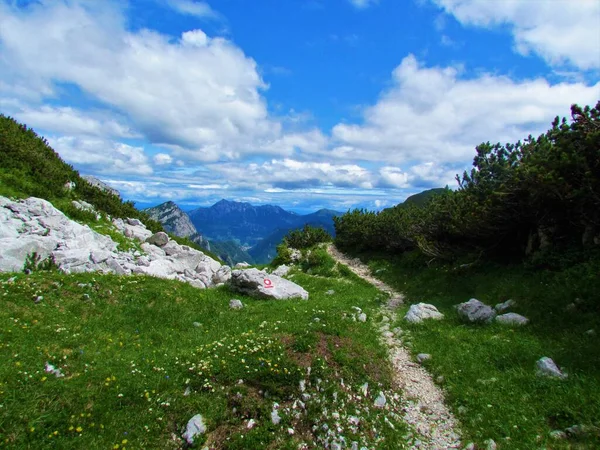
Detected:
left=404, top=303, right=444, bottom=323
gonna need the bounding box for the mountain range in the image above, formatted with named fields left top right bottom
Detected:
left=145, top=199, right=342, bottom=265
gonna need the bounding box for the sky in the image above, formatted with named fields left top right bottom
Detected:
left=0, top=0, right=599, bottom=213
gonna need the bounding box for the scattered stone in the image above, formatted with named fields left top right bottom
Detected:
left=287, top=428, right=295, bottom=435
left=229, top=268, right=309, bottom=300
left=271, top=408, right=281, bottom=425
left=360, top=382, right=369, bottom=397
left=34, top=295, right=43, bottom=304
left=247, top=419, right=256, bottom=429
left=182, top=414, right=206, bottom=445
left=565, top=303, right=577, bottom=312
left=456, top=298, right=496, bottom=323
left=494, top=299, right=516, bottom=313
left=436, top=375, right=445, bottom=384
left=183, top=386, right=191, bottom=396
left=146, top=231, right=169, bottom=247
left=485, top=439, right=497, bottom=450
left=357, top=313, right=367, bottom=323
left=565, top=424, right=594, bottom=437
left=381, top=315, right=390, bottom=323
left=299, top=380, right=306, bottom=392
left=495, top=313, right=529, bottom=326
left=44, top=362, right=64, bottom=378
left=457, top=406, right=468, bottom=415
left=374, top=392, right=386, bottom=408
left=464, top=444, right=475, bottom=450
left=382, top=331, right=394, bottom=338
left=229, top=299, right=244, bottom=309
left=325, top=289, right=335, bottom=295
left=416, top=353, right=431, bottom=363
left=536, top=357, right=567, bottom=379
left=549, top=430, right=567, bottom=440
left=404, top=303, right=444, bottom=323
left=272, top=265, right=290, bottom=277
left=585, top=329, right=596, bottom=336
left=193, top=322, right=201, bottom=328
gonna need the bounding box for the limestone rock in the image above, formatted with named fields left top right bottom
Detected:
left=146, top=231, right=169, bottom=247
left=272, top=265, right=290, bottom=277
left=374, top=392, right=386, bottom=408
left=230, top=268, right=308, bottom=300
left=416, top=353, right=431, bottom=363
left=234, top=262, right=251, bottom=269
left=404, top=303, right=444, bottom=323
left=456, top=298, right=496, bottom=323
left=495, top=313, right=529, bottom=326
left=494, top=299, right=516, bottom=313
left=536, top=357, right=567, bottom=379
left=182, top=414, right=206, bottom=445
left=212, top=265, right=232, bottom=284
left=229, top=299, right=243, bottom=309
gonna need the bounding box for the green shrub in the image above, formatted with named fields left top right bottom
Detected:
left=284, top=224, right=332, bottom=250
left=23, top=252, right=59, bottom=273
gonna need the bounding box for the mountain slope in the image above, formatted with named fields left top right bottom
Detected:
left=144, top=201, right=197, bottom=237
left=188, top=199, right=300, bottom=247
left=0, top=114, right=161, bottom=232
left=188, top=200, right=341, bottom=249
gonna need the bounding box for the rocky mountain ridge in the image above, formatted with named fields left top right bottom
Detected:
left=144, top=201, right=197, bottom=238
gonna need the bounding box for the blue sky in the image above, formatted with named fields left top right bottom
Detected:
left=1, top=0, right=599, bottom=213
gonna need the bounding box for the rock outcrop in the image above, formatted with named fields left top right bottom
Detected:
left=82, top=175, right=120, bottom=198
left=229, top=268, right=309, bottom=300
left=144, top=201, right=197, bottom=238
left=0, top=196, right=227, bottom=289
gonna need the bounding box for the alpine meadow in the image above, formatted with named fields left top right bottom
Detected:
left=1, top=1, right=600, bottom=449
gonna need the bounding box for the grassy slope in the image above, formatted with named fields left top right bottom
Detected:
left=0, top=260, right=410, bottom=449
left=363, top=251, right=600, bottom=449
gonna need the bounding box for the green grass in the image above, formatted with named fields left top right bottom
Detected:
left=362, top=251, right=600, bottom=449
left=0, top=257, right=410, bottom=449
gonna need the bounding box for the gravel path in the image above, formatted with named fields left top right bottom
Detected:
left=327, top=244, right=462, bottom=449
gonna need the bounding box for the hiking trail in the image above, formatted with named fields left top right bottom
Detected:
left=327, top=244, right=462, bottom=449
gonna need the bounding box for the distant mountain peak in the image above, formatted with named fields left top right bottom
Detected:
left=144, top=201, right=197, bottom=238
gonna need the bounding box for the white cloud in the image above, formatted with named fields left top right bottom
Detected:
left=49, top=136, right=153, bottom=176
left=153, top=153, right=173, bottom=165
left=167, top=0, right=218, bottom=19
left=349, top=0, right=378, bottom=9
left=0, top=102, right=137, bottom=139
left=432, top=0, right=600, bottom=69
left=0, top=0, right=280, bottom=161
left=210, top=159, right=375, bottom=190
left=331, top=55, right=599, bottom=165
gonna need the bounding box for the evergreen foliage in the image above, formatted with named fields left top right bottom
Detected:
left=334, top=102, right=600, bottom=262
left=0, top=114, right=162, bottom=232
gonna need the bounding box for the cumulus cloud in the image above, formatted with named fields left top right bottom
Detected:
left=431, top=0, right=600, bottom=69
left=0, top=102, right=137, bottom=139
left=331, top=54, right=599, bottom=164
left=48, top=136, right=153, bottom=176
left=153, top=153, right=173, bottom=165
left=0, top=0, right=279, bottom=161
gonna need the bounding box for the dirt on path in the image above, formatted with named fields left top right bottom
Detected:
left=327, top=244, right=462, bottom=449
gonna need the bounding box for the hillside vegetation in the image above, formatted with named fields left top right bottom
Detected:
left=0, top=114, right=162, bottom=233
left=332, top=102, right=600, bottom=447
left=335, top=102, right=600, bottom=262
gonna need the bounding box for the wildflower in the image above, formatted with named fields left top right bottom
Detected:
left=76, top=426, right=83, bottom=432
